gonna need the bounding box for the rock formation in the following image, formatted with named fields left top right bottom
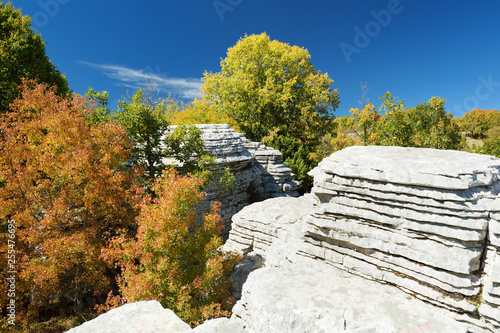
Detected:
left=165, top=124, right=299, bottom=235
left=69, top=146, right=500, bottom=332
left=224, top=146, right=500, bottom=332
left=66, top=300, right=245, bottom=333
left=67, top=301, right=193, bottom=333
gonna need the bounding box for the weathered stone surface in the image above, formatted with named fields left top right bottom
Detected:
left=480, top=246, right=500, bottom=328
left=193, top=318, right=245, bottom=333
left=314, top=146, right=500, bottom=189
left=223, top=196, right=314, bottom=257
left=224, top=146, right=500, bottom=331
left=302, top=147, right=500, bottom=318
left=228, top=252, right=264, bottom=299
left=67, top=301, right=192, bottom=333
left=231, top=265, right=487, bottom=333
left=242, top=137, right=299, bottom=198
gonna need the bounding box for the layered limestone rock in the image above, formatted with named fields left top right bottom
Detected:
left=304, top=146, right=500, bottom=328
left=181, top=124, right=256, bottom=231
left=224, top=146, right=500, bottom=331
left=242, top=138, right=299, bottom=198
left=224, top=195, right=496, bottom=332
left=70, top=146, right=500, bottom=332
left=480, top=213, right=500, bottom=327
left=223, top=196, right=314, bottom=257
left=164, top=124, right=298, bottom=235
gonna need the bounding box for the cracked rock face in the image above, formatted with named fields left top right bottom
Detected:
left=225, top=146, right=500, bottom=332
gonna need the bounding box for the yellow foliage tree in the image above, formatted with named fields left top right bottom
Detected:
left=170, top=99, right=239, bottom=130
left=456, top=109, right=500, bottom=139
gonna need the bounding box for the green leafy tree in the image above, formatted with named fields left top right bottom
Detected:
left=84, top=87, right=113, bottom=125
left=406, top=97, right=464, bottom=150
left=314, top=94, right=465, bottom=158
left=114, top=88, right=171, bottom=182
left=376, top=92, right=413, bottom=146
left=202, top=33, right=339, bottom=145
left=164, top=124, right=207, bottom=173
left=201, top=33, right=340, bottom=191
left=0, top=1, right=70, bottom=113
left=115, top=89, right=235, bottom=196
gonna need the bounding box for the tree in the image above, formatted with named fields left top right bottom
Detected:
left=164, top=124, right=212, bottom=175
left=406, top=97, right=464, bottom=150
left=0, top=2, right=70, bottom=113
left=201, top=33, right=340, bottom=191
left=0, top=80, right=140, bottom=330
left=169, top=99, right=237, bottom=130
left=377, top=92, right=413, bottom=146
left=114, top=89, right=226, bottom=191
left=349, top=102, right=381, bottom=145
left=202, top=33, right=339, bottom=145
left=101, top=168, right=239, bottom=327
left=482, top=126, right=500, bottom=157
left=456, top=109, right=500, bottom=139
left=84, top=87, right=113, bottom=126
left=114, top=88, right=172, bottom=182
left=313, top=93, right=465, bottom=159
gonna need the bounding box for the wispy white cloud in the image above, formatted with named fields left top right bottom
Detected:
left=79, top=61, right=202, bottom=99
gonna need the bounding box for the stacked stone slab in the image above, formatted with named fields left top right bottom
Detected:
left=304, top=146, right=500, bottom=328
left=242, top=138, right=299, bottom=198
left=481, top=211, right=500, bottom=327
left=223, top=196, right=314, bottom=257
left=192, top=125, right=256, bottom=232
left=164, top=124, right=298, bottom=235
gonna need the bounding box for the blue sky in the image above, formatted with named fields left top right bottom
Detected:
left=10, top=0, right=500, bottom=117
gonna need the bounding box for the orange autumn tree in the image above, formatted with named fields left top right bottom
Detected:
left=101, top=168, right=239, bottom=327
left=0, top=80, right=141, bottom=330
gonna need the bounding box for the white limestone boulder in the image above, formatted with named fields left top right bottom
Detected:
left=231, top=265, right=486, bottom=333
left=313, top=146, right=500, bottom=189
left=66, top=300, right=192, bottom=333
left=193, top=318, right=245, bottom=333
